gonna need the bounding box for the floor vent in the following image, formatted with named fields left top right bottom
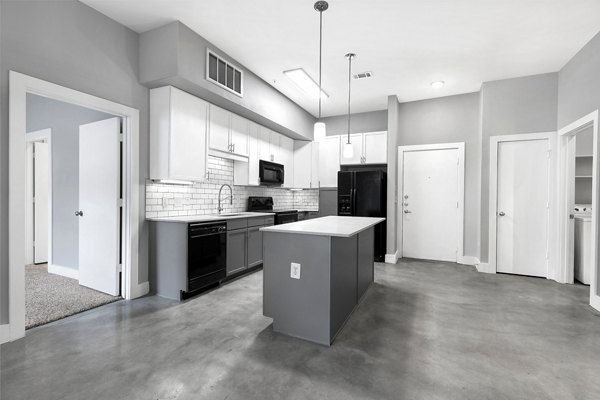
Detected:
left=353, top=71, right=373, bottom=80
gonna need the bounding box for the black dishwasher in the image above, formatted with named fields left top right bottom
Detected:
left=186, top=221, right=227, bottom=297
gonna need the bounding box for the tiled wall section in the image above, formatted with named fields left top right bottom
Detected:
left=146, top=156, right=319, bottom=218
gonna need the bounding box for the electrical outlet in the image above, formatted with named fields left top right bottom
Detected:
left=290, top=263, right=301, bottom=279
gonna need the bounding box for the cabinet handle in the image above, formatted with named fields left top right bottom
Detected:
left=232, top=143, right=235, bottom=153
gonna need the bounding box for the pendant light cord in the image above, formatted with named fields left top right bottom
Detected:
left=318, top=9, right=323, bottom=119
left=347, top=55, right=353, bottom=144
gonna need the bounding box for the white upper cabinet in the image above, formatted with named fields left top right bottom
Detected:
left=258, top=126, right=272, bottom=161
left=339, top=131, right=387, bottom=165
left=293, top=141, right=319, bottom=189
left=279, top=135, right=294, bottom=188
left=319, top=136, right=341, bottom=187
left=363, top=131, right=387, bottom=164
left=339, top=134, right=363, bottom=165
left=233, top=122, right=260, bottom=186
left=269, top=130, right=282, bottom=163
left=208, top=104, right=249, bottom=160
left=150, top=86, right=208, bottom=182
left=230, top=114, right=249, bottom=157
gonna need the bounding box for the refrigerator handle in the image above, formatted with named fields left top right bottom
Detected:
left=352, top=188, right=357, bottom=215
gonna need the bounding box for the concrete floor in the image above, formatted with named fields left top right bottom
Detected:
left=2, top=260, right=600, bottom=400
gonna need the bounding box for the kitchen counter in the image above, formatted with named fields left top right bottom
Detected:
left=262, top=216, right=385, bottom=346
left=147, top=212, right=274, bottom=224
left=260, top=216, right=384, bottom=237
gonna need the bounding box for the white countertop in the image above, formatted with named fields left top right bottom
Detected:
left=260, top=216, right=385, bottom=237
left=147, top=212, right=274, bottom=224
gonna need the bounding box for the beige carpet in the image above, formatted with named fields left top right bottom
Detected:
left=26, top=264, right=121, bottom=329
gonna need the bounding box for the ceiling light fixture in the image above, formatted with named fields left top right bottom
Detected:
left=283, top=68, right=329, bottom=100
left=343, top=53, right=356, bottom=160
left=313, top=0, right=328, bottom=142
left=431, top=81, right=445, bottom=89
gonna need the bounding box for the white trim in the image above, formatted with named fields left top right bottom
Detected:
left=557, top=110, right=600, bottom=312
left=48, top=264, right=79, bottom=280
left=458, top=256, right=479, bottom=266
left=0, top=325, right=9, bottom=344
left=488, top=132, right=557, bottom=278
left=384, top=251, right=399, bottom=264
left=397, top=142, right=466, bottom=263
left=131, top=281, right=150, bottom=299
left=26, top=129, right=52, bottom=267
left=8, top=71, right=147, bottom=342
left=476, top=262, right=494, bottom=274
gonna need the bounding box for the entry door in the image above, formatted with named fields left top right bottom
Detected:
left=78, top=117, right=121, bottom=296
left=496, top=139, right=549, bottom=277
left=402, top=148, right=459, bottom=262
left=34, top=142, right=49, bottom=264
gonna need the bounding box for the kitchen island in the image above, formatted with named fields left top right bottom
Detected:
left=261, top=216, right=385, bottom=346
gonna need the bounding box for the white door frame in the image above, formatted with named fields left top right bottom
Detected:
left=488, top=132, right=557, bottom=277
left=557, top=110, right=600, bottom=311
left=26, top=129, right=52, bottom=267
left=7, top=71, right=147, bottom=343
left=397, top=142, right=466, bottom=263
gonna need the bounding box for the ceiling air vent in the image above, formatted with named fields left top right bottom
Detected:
left=353, top=71, right=373, bottom=80
left=206, top=49, right=243, bottom=97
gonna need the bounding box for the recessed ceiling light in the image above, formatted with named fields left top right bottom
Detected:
left=284, top=68, right=329, bottom=99
left=431, top=81, right=445, bottom=89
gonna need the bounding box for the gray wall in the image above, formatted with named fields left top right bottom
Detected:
left=558, top=31, right=600, bottom=129
left=479, top=73, right=558, bottom=262
left=140, top=21, right=316, bottom=140
left=320, top=110, right=388, bottom=136
left=386, top=96, right=400, bottom=257
left=394, top=93, right=481, bottom=258
left=1, top=0, right=150, bottom=323
left=27, top=94, right=113, bottom=270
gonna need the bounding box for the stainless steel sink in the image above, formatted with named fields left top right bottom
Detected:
left=216, top=212, right=248, bottom=217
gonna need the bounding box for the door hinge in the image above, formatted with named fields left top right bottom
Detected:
left=546, top=202, right=549, bottom=209
left=119, top=133, right=124, bottom=142
left=457, top=201, right=459, bottom=208
left=546, top=150, right=551, bottom=159
left=119, top=198, right=124, bottom=207
left=118, top=264, right=123, bottom=272
left=32, top=196, right=35, bottom=204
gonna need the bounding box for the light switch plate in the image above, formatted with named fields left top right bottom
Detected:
left=290, top=263, right=301, bottom=279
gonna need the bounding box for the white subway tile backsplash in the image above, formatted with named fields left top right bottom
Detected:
left=146, top=156, right=319, bottom=217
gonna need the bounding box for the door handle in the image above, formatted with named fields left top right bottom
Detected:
left=498, top=211, right=505, bottom=216
left=75, top=211, right=84, bottom=217
left=403, top=210, right=411, bottom=214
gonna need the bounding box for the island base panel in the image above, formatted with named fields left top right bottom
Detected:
left=357, top=228, right=375, bottom=302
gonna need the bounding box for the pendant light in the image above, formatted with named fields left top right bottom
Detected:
left=313, top=1, right=328, bottom=142
left=343, top=53, right=356, bottom=159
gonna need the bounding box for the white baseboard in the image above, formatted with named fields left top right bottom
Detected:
left=476, top=262, right=495, bottom=274
left=458, top=256, right=479, bottom=266
left=48, top=264, right=79, bottom=280
left=0, top=324, right=10, bottom=344
left=130, top=281, right=150, bottom=299
left=591, top=295, right=600, bottom=313
left=385, top=251, right=399, bottom=264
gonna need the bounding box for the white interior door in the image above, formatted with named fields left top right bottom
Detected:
left=402, top=148, right=459, bottom=262
left=496, top=139, right=549, bottom=277
left=78, top=117, right=121, bottom=296
left=33, top=142, right=49, bottom=264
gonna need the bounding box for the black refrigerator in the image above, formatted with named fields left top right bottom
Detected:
left=337, top=170, right=387, bottom=262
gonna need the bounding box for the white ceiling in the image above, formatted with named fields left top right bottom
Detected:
left=82, top=0, right=600, bottom=117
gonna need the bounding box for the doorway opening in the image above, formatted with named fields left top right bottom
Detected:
left=558, top=110, right=600, bottom=311
left=24, top=94, right=122, bottom=329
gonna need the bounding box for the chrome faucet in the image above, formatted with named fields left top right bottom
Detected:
left=218, top=184, right=233, bottom=214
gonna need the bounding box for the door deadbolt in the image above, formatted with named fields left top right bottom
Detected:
left=498, top=211, right=505, bottom=217
left=75, top=211, right=83, bottom=217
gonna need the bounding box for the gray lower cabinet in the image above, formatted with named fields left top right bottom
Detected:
left=247, top=226, right=263, bottom=268
left=226, top=216, right=274, bottom=276
left=226, top=228, right=247, bottom=275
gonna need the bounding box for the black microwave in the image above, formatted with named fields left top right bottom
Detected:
left=259, top=160, right=284, bottom=186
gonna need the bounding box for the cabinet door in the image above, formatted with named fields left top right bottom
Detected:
left=226, top=229, right=247, bottom=275
left=280, top=135, right=294, bottom=187
left=230, top=114, right=249, bottom=157
left=208, top=105, right=231, bottom=153
left=270, top=131, right=281, bottom=162
left=169, top=88, right=208, bottom=181
left=247, top=227, right=263, bottom=268
left=258, top=126, right=272, bottom=161
left=293, top=141, right=312, bottom=189
left=339, top=133, right=363, bottom=165
left=319, top=136, right=341, bottom=187
left=247, top=122, right=261, bottom=186
left=310, top=142, right=320, bottom=189
left=363, top=131, right=387, bottom=164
